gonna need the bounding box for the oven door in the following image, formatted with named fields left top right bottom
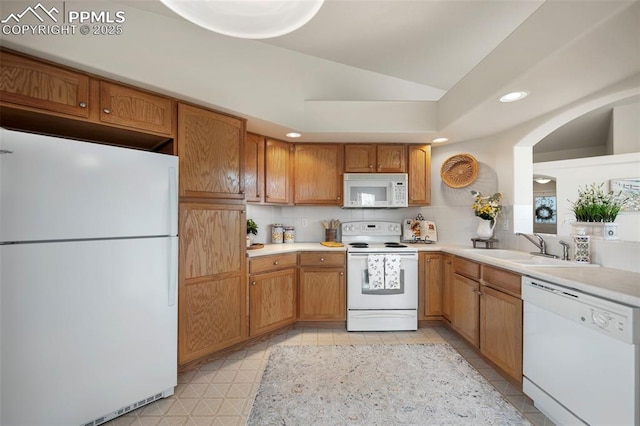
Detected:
left=347, top=252, right=418, bottom=310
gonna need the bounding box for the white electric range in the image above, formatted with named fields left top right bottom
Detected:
left=342, top=221, right=418, bottom=331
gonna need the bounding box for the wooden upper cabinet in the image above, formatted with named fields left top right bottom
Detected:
left=294, top=144, right=343, bottom=205
left=344, top=144, right=406, bottom=173
left=265, top=138, right=291, bottom=204
left=408, top=144, right=431, bottom=206
left=177, top=103, right=245, bottom=199
left=344, top=144, right=376, bottom=172
left=376, top=144, right=406, bottom=172
left=245, top=132, right=265, bottom=203
left=0, top=51, right=89, bottom=118
left=99, top=82, right=174, bottom=135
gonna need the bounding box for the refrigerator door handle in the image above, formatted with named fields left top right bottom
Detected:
left=168, top=237, right=178, bottom=306
left=168, top=167, right=178, bottom=236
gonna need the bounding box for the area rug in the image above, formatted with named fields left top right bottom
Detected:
left=247, top=344, right=530, bottom=425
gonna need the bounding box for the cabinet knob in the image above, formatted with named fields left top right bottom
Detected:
left=340, top=272, right=344, bottom=276
left=251, top=281, right=257, bottom=286
left=256, top=193, right=261, bottom=197
left=337, top=197, right=341, bottom=200
left=378, top=164, right=382, bottom=169
left=369, top=164, right=373, bottom=168
left=274, top=261, right=279, bottom=265
left=79, top=102, right=87, bottom=108
left=427, top=259, right=431, bottom=262
left=103, top=108, right=111, bottom=114
left=320, top=258, right=325, bottom=262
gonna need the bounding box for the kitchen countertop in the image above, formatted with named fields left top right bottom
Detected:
left=246, top=243, right=640, bottom=307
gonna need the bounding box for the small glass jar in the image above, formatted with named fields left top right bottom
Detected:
left=284, top=226, right=295, bottom=243
left=271, top=224, right=284, bottom=244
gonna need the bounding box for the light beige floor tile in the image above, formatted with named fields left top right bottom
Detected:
left=106, top=325, right=553, bottom=426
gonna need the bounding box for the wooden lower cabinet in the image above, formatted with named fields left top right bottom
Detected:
left=249, top=268, right=297, bottom=336
left=298, top=252, right=346, bottom=321
left=480, top=286, right=523, bottom=383
left=450, top=273, right=480, bottom=347
left=178, top=202, right=246, bottom=366
left=441, top=255, right=453, bottom=321
left=420, top=253, right=442, bottom=318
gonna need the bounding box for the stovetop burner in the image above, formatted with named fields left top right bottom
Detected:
left=384, top=242, right=407, bottom=248
left=349, top=242, right=369, bottom=248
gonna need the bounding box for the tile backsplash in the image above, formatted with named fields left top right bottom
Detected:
left=246, top=204, right=640, bottom=273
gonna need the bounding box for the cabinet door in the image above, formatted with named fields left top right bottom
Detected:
left=294, top=144, right=343, bottom=205
left=299, top=267, right=346, bottom=321
left=442, top=255, right=453, bottom=321
left=249, top=268, right=297, bottom=336
left=178, top=203, right=246, bottom=365
left=344, top=144, right=376, bottom=172
left=245, top=132, right=265, bottom=202
left=423, top=253, right=442, bottom=317
left=99, top=82, right=174, bottom=135
left=408, top=144, right=431, bottom=205
left=264, top=138, right=291, bottom=204
left=480, top=286, right=523, bottom=383
left=451, top=273, right=480, bottom=347
left=0, top=51, right=89, bottom=118
left=178, top=103, right=245, bottom=199
left=376, top=144, right=406, bottom=173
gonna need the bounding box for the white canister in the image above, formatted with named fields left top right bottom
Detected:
left=271, top=224, right=284, bottom=244
left=284, top=226, right=295, bottom=243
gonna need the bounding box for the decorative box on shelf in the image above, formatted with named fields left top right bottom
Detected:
left=571, top=222, right=619, bottom=240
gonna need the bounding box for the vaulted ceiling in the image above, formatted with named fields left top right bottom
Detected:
left=2, top=0, right=639, bottom=145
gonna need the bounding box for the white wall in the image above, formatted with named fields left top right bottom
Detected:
left=612, top=102, right=640, bottom=154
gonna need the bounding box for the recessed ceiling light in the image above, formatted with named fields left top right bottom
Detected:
left=499, top=91, right=529, bottom=103
left=432, top=137, right=449, bottom=143
left=286, top=132, right=302, bottom=139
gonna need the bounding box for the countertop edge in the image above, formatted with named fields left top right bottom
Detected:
left=245, top=243, right=640, bottom=307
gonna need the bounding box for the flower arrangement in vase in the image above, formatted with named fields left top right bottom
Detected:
left=471, top=191, right=503, bottom=239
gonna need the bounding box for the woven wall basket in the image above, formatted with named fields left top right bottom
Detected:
left=440, top=153, right=478, bottom=188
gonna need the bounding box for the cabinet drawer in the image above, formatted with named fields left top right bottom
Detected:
left=453, top=257, right=481, bottom=280
left=249, top=253, right=297, bottom=274
left=299, top=252, right=345, bottom=267
left=482, top=265, right=521, bottom=297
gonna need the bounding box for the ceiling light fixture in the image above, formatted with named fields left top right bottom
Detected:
left=286, top=132, right=302, bottom=138
left=499, top=91, right=529, bottom=103
left=534, top=177, right=551, bottom=184
left=158, top=0, right=325, bottom=39
left=432, top=137, right=449, bottom=143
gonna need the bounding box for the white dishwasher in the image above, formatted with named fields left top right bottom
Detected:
left=522, top=277, right=639, bottom=426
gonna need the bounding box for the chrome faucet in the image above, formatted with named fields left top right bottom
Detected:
left=516, top=233, right=558, bottom=258
left=559, top=240, right=571, bottom=261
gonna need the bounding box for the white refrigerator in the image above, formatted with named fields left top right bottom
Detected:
left=0, top=128, right=179, bottom=426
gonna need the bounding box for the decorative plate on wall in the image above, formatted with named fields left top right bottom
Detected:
left=440, top=153, right=478, bottom=188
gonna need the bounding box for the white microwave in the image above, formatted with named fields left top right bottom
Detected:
left=343, top=173, right=408, bottom=208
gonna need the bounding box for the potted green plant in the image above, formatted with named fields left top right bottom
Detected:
left=569, top=182, right=628, bottom=240
left=246, top=219, right=258, bottom=246
left=569, top=182, right=628, bottom=223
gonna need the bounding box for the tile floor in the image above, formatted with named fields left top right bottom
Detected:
left=106, top=325, right=555, bottom=426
